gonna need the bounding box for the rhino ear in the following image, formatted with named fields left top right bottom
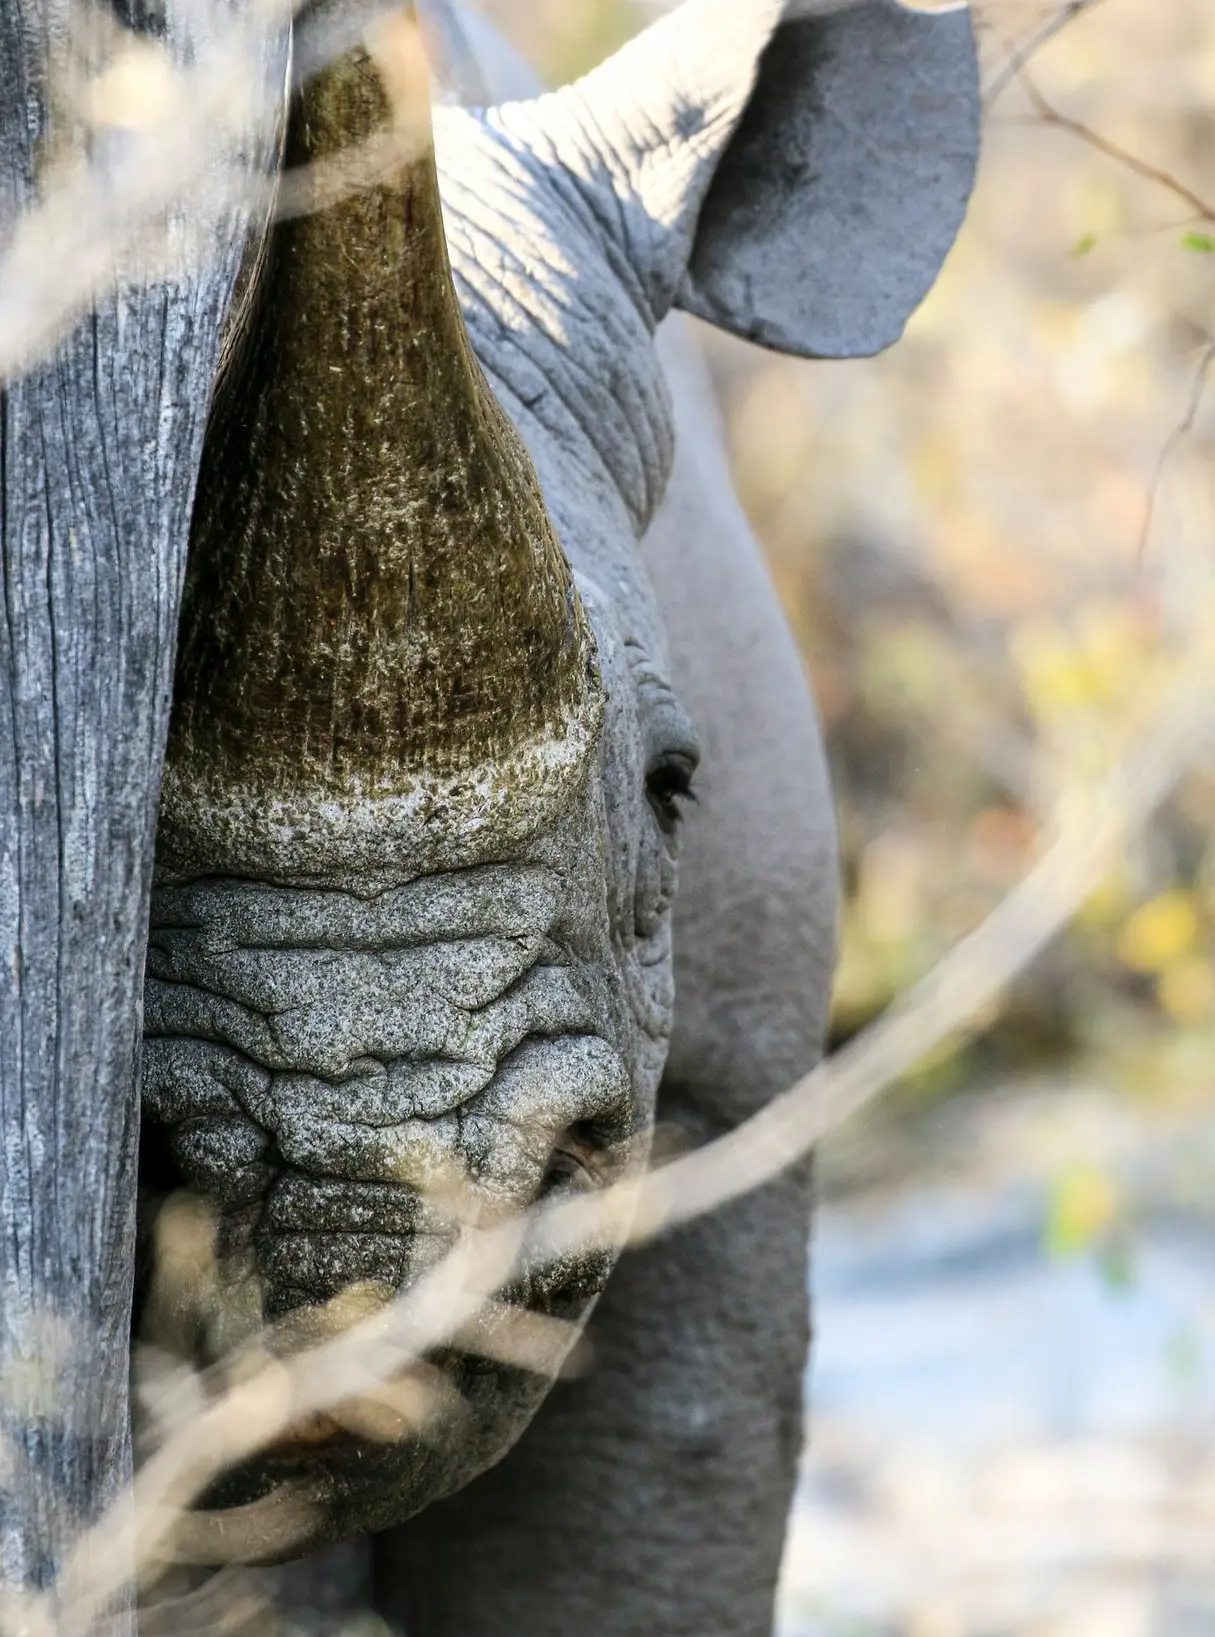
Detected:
left=520, top=0, right=979, bottom=360
left=678, top=1, right=981, bottom=358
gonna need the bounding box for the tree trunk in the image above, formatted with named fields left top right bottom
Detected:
left=0, top=0, right=285, bottom=1620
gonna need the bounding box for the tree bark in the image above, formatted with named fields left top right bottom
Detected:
left=0, top=0, right=285, bottom=1618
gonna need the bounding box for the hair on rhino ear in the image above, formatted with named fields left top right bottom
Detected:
left=510, top=0, right=980, bottom=358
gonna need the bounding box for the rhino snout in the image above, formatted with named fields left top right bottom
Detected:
left=141, top=867, right=636, bottom=1324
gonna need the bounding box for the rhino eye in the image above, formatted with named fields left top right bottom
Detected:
left=645, top=754, right=697, bottom=834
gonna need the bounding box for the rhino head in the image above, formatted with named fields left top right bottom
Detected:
left=139, top=0, right=978, bottom=1555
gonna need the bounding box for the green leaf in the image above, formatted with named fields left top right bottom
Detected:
left=1180, top=231, right=1215, bottom=254
left=1098, top=1238, right=1135, bottom=1294
left=1167, top=1323, right=1203, bottom=1384
left=1043, top=1164, right=1118, bottom=1259
left=1069, top=232, right=1098, bottom=259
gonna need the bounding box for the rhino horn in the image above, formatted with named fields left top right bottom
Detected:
left=164, top=7, right=595, bottom=862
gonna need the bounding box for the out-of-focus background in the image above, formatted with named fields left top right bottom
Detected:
left=477, top=3, right=1215, bottom=1633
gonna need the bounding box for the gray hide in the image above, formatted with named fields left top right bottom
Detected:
left=0, top=0, right=285, bottom=1613
left=376, top=10, right=977, bottom=1635
left=138, top=1, right=979, bottom=1631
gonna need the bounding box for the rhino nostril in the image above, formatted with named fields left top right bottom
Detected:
left=542, top=1121, right=614, bottom=1194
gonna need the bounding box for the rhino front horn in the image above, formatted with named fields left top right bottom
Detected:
left=159, top=4, right=600, bottom=887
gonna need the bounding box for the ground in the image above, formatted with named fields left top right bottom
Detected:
left=781, top=1084, right=1215, bottom=1637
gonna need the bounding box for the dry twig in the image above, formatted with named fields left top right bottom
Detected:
left=984, top=0, right=1112, bottom=108
left=1005, top=61, right=1215, bottom=225
left=36, top=636, right=1215, bottom=1637
left=1139, top=339, right=1215, bottom=558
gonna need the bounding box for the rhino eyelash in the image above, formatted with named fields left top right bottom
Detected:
left=645, top=759, right=697, bottom=833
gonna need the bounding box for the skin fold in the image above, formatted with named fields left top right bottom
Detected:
left=137, top=1, right=979, bottom=1628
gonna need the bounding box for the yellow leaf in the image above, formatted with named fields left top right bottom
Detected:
left=1158, top=955, right=1215, bottom=1024
left=1045, top=1166, right=1118, bottom=1259
left=1118, top=891, right=1201, bottom=973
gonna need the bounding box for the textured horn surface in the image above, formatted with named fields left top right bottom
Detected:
left=161, top=10, right=597, bottom=882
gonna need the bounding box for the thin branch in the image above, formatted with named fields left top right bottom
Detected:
left=1010, top=63, right=1215, bottom=224
left=984, top=0, right=1112, bottom=110
left=1139, top=340, right=1215, bottom=559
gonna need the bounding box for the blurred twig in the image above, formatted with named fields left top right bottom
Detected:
left=0, top=0, right=288, bottom=379
left=4, top=4, right=1215, bottom=1633
left=41, top=633, right=1215, bottom=1636
left=1006, top=63, right=1215, bottom=225
left=984, top=0, right=1112, bottom=107
left=0, top=0, right=436, bottom=382
left=1139, top=339, right=1215, bottom=558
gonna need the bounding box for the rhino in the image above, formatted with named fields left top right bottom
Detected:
left=0, top=0, right=978, bottom=1628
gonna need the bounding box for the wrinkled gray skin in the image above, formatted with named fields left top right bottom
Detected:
left=141, top=2, right=978, bottom=1631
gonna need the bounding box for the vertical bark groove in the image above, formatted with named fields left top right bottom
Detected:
left=0, top=0, right=286, bottom=1616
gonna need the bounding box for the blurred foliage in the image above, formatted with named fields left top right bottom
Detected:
left=478, top=0, right=1215, bottom=1110
left=709, top=0, right=1215, bottom=1109
left=1042, top=1159, right=1125, bottom=1261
